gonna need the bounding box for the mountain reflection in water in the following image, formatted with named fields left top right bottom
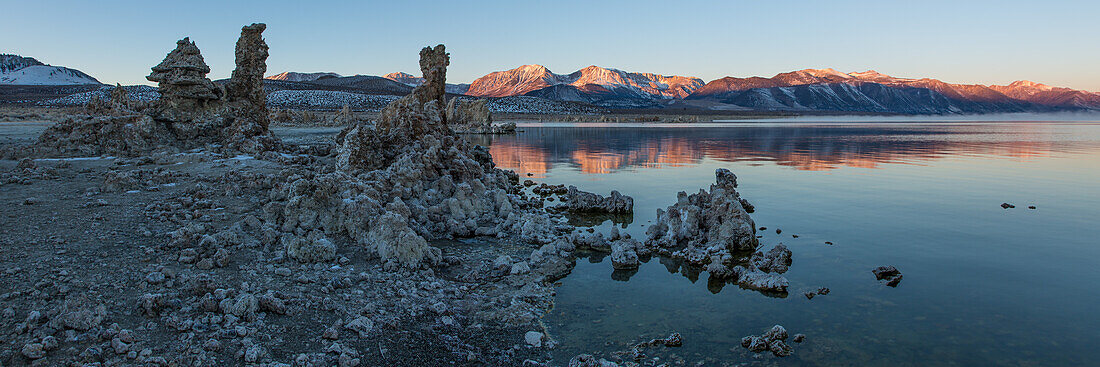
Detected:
left=469, top=121, right=1100, bottom=366
left=474, top=123, right=1093, bottom=175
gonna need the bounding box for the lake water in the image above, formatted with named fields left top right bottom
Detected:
left=476, top=121, right=1100, bottom=366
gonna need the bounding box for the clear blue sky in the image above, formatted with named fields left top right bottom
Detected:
left=3, top=0, right=1098, bottom=90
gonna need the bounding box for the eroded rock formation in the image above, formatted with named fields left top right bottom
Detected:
left=32, top=24, right=276, bottom=157
left=146, top=37, right=224, bottom=131
left=222, top=23, right=274, bottom=152
left=268, top=44, right=563, bottom=270
left=645, top=168, right=757, bottom=252
left=637, top=168, right=794, bottom=292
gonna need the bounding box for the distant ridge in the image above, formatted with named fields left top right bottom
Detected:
left=265, top=71, right=341, bottom=82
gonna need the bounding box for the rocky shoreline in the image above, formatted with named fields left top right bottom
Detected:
left=0, top=24, right=803, bottom=367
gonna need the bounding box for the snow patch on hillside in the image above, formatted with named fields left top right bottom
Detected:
left=1, top=65, right=101, bottom=85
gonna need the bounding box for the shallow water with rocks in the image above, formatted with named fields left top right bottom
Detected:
left=479, top=121, right=1100, bottom=366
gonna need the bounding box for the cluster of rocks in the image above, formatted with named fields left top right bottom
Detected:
left=531, top=182, right=568, bottom=196
left=740, top=325, right=805, bottom=357
left=30, top=23, right=277, bottom=158
left=564, top=185, right=634, bottom=214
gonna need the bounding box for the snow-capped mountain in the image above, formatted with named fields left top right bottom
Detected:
left=989, top=80, right=1100, bottom=109
left=465, top=65, right=703, bottom=107
left=383, top=72, right=470, bottom=95
left=0, top=54, right=101, bottom=85
left=265, top=71, right=341, bottom=82
left=687, top=69, right=1100, bottom=113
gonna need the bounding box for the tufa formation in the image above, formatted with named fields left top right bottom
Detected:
left=32, top=23, right=276, bottom=157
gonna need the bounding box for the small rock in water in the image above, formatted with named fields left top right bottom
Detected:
left=873, top=266, right=903, bottom=287
left=23, top=197, right=37, bottom=205
left=759, top=227, right=767, bottom=231
left=1001, top=202, right=1015, bottom=209
left=792, top=234, right=799, bottom=238
left=803, top=286, right=830, bottom=299
left=1028, top=205, right=1037, bottom=209
left=524, top=331, right=543, bottom=347
left=825, top=241, right=833, bottom=245
left=872, top=266, right=900, bottom=280
left=792, top=334, right=806, bottom=343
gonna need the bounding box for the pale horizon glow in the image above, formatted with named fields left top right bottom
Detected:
left=2, top=0, right=1098, bottom=91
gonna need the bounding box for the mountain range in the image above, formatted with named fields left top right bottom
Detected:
left=464, top=65, right=1100, bottom=113
left=465, top=65, right=704, bottom=108
left=265, top=71, right=341, bottom=82
left=0, top=54, right=101, bottom=85
left=3, top=51, right=1098, bottom=114
left=685, top=68, right=1100, bottom=113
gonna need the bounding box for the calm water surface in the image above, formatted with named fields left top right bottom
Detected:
left=476, top=121, right=1100, bottom=366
